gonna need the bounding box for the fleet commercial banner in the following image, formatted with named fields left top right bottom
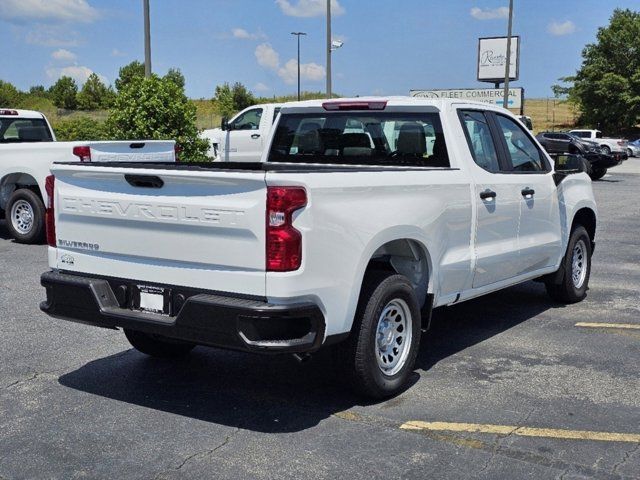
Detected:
left=410, top=88, right=523, bottom=109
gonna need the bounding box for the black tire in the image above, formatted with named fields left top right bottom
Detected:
left=601, top=145, right=611, bottom=155
left=545, top=225, right=592, bottom=304
left=124, top=329, right=196, bottom=358
left=589, top=168, right=607, bottom=180
left=4, top=189, right=45, bottom=244
left=338, top=271, right=422, bottom=399
left=579, top=157, right=593, bottom=176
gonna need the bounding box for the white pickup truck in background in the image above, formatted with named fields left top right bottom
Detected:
left=41, top=98, right=597, bottom=398
left=0, top=108, right=176, bottom=243
left=569, top=129, right=628, bottom=155
left=200, top=103, right=281, bottom=161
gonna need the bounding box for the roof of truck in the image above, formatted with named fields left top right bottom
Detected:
left=280, top=96, right=508, bottom=111
left=0, top=108, right=46, bottom=119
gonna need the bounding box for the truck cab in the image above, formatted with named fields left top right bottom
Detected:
left=200, top=103, right=281, bottom=161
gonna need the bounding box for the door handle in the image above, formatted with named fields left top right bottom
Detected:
left=479, top=189, right=497, bottom=200
left=251, top=134, right=261, bottom=139
left=521, top=188, right=535, bottom=197
left=125, top=174, right=164, bottom=188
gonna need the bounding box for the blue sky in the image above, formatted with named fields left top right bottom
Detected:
left=1, top=0, right=638, bottom=99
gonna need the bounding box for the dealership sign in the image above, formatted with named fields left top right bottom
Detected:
left=410, top=88, right=523, bottom=109
left=477, top=36, right=520, bottom=82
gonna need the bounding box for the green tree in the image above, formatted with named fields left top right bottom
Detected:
left=49, top=76, right=78, bottom=109
left=106, top=75, right=209, bottom=160
left=569, top=9, right=640, bottom=132
left=213, top=82, right=256, bottom=118
left=115, top=60, right=145, bottom=91
left=77, top=73, right=116, bottom=110
left=53, top=117, right=108, bottom=141
left=0, top=80, right=22, bottom=107
left=164, top=68, right=185, bottom=89
left=28, top=85, right=49, bottom=98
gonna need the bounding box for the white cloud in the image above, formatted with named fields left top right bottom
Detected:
left=46, top=65, right=106, bottom=85
left=26, top=25, right=79, bottom=47
left=254, top=82, right=270, bottom=92
left=275, top=0, right=344, bottom=18
left=470, top=6, right=508, bottom=20
left=51, top=48, right=76, bottom=62
left=0, top=0, right=99, bottom=24
left=278, top=59, right=325, bottom=85
left=548, top=20, right=576, bottom=36
left=232, top=28, right=266, bottom=40
left=111, top=48, right=126, bottom=57
left=255, top=43, right=280, bottom=70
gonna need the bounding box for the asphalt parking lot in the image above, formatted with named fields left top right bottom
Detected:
left=1, top=162, right=639, bottom=480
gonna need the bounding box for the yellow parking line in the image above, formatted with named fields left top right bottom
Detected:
left=400, top=421, right=640, bottom=443
left=575, top=322, right=640, bottom=330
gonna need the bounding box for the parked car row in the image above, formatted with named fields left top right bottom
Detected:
left=535, top=130, right=628, bottom=180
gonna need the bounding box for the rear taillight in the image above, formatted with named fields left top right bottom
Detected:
left=174, top=143, right=181, bottom=162
left=266, top=187, right=307, bottom=272
left=45, top=175, right=56, bottom=247
left=72, top=145, right=91, bottom=162
left=0, top=109, right=18, bottom=115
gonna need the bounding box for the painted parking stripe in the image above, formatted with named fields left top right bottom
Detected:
left=400, top=421, right=640, bottom=443
left=575, top=322, right=640, bottom=330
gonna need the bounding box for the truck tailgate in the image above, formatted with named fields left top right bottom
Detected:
left=86, top=140, right=175, bottom=162
left=50, top=165, right=267, bottom=296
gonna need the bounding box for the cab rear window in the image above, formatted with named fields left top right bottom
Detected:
left=268, top=112, right=449, bottom=167
left=0, top=118, right=53, bottom=143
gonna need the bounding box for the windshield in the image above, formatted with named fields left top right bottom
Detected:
left=268, top=111, right=450, bottom=167
left=0, top=118, right=53, bottom=143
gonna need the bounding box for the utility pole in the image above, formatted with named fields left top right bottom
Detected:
left=502, top=0, right=513, bottom=109
left=143, top=0, right=152, bottom=77
left=326, top=0, right=331, bottom=98
left=291, top=32, right=307, bottom=101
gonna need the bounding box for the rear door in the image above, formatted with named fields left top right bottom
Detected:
left=51, top=165, right=267, bottom=296
left=459, top=110, right=522, bottom=288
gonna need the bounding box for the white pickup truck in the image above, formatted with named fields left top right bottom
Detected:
left=40, top=98, right=597, bottom=398
left=569, top=129, right=628, bottom=155
left=0, top=109, right=176, bottom=243
left=200, top=103, right=281, bottom=161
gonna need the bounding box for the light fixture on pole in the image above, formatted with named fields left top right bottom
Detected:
left=291, top=32, right=307, bottom=101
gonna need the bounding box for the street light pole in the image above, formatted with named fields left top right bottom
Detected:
left=326, top=0, right=331, bottom=98
left=502, top=0, right=514, bottom=109
left=291, top=32, right=307, bottom=101
left=143, top=0, right=152, bottom=77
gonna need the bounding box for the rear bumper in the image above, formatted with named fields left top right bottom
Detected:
left=40, top=271, right=326, bottom=354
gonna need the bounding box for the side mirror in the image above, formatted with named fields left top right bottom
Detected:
left=552, top=153, right=589, bottom=184
left=221, top=117, right=230, bottom=131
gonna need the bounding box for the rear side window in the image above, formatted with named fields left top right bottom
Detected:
left=495, top=115, right=547, bottom=172
left=0, top=118, right=53, bottom=143
left=268, top=111, right=450, bottom=167
left=459, top=110, right=499, bottom=173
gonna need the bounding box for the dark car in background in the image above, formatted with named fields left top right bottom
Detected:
left=536, top=131, right=625, bottom=180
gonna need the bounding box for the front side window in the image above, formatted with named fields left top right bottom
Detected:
left=231, top=108, right=263, bottom=130
left=0, top=118, right=53, bottom=143
left=459, top=110, right=499, bottom=173
left=496, top=115, right=547, bottom=172
left=268, top=111, right=450, bottom=167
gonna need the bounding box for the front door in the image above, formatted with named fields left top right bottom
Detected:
left=223, top=107, right=264, bottom=162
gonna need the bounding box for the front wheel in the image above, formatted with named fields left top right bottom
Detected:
left=5, top=189, right=45, bottom=244
left=601, top=145, right=611, bottom=155
left=338, top=272, right=422, bottom=399
left=590, top=168, right=607, bottom=180
left=546, top=225, right=592, bottom=303
left=124, top=329, right=196, bottom=358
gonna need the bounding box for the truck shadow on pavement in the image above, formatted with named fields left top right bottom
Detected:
left=58, top=281, right=563, bottom=433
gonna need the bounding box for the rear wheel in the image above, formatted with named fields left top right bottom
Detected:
left=627, top=148, right=633, bottom=158
left=124, top=329, right=196, bottom=358
left=545, top=225, right=592, bottom=303
left=338, top=272, right=422, bottom=399
left=5, top=189, right=45, bottom=244
left=601, top=145, right=611, bottom=155
left=590, top=168, right=607, bottom=180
